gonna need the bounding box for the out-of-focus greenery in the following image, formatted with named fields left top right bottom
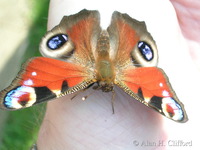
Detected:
left=0, top=105, right=46, bottom=150
left=24, top=0, right=50, bottom=58
left=0, top=0, right=50, bottom=149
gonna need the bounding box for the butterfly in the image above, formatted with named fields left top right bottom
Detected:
left=0, top=9, right=188, bottom=122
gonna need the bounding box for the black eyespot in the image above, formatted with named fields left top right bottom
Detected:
left=47, top=34, right=68, bottom=50
left=138, top=41, right=153, bottom=61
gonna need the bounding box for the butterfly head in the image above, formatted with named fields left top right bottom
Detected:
left=96, top=81, right=114, bottom=92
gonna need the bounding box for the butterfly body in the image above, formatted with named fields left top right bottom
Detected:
left=95, top=31, right=115, bottom=92
left=0, top=9, right=188, bottom=123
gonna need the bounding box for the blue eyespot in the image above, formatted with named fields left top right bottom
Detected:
left=47, top=34, right=68, bottom=50
left=138, top=41, right=153, bottom=61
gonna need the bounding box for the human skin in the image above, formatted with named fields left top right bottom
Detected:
left=37, top=0, right=200, bottom=149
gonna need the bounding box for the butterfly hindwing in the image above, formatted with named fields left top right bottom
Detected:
left=115, top=67, right=188, bottom=122
left=40, top=9, right=101, bottom=65
left=0, top=57, right=95, bottom=110
left=107, top=11, right=158, bottom=67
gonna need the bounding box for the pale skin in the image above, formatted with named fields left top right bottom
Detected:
left=37, top=0, right=200, bottom=149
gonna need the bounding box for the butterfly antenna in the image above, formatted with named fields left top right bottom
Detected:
left=82, top=89, right=97, bottom=101
left=71, top=89, right=86, bottom=100
left=71, top=93, right=79, bottom=100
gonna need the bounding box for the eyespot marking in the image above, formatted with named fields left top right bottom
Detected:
left=3, top=86, right=36, bottom=109
left=138, top=41, right=153, bottom=61
left=47, top=34, right=68, bottom=50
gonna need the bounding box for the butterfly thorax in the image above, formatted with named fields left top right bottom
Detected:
left=95, top=31, right=115, bottom=92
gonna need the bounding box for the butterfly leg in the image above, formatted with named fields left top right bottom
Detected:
left=111, top=89, right=116, bottom=114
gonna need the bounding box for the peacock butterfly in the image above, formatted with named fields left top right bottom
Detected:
left=0, top=9, right=188, bottom=122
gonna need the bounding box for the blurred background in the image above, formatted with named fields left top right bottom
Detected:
left=0, top=0, right=50, bottom=149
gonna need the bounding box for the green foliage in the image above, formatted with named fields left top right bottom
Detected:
left=24, top=0, right=50, bottom=59
left=0, top=105, right=46, bottom=150
left=0, top=0, right=49, bottom=149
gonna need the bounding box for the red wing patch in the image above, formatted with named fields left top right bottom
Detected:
left=116, top=67, right=188, bottom=122
left=0, top=57, right=94, bottom=110
left=21, top=57, right=89, bottom=90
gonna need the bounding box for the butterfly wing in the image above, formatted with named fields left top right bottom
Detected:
left=0, top=57, right=95, bottom=110
left=40, top=9, right=101, bottom=65
left=108, top=11, right=188, bottom=122
left=0, top=10, right=101, bottom=110
left=115, top=67, right=188, bottom=122
left=107, top=11, right=158, bottom=67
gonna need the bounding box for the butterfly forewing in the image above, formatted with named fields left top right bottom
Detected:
left=115, top=67, right=188, bottom=122
left=0, top=57, right=95, bottom=110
